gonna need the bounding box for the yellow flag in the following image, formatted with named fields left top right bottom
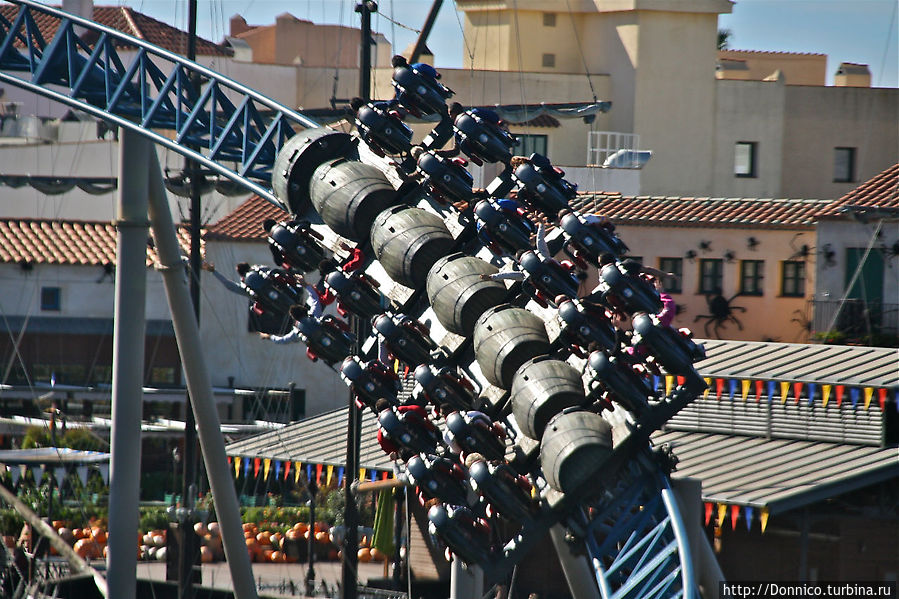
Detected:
left=703, top=378, right=711, bottom=399
left=822, top=385, right=832, bottom=407
left=360, top=468, right=366, bottom=481
left=741, top=379, right=750, bottom=401
left=263, top=458, right=271, bottom=480
left=760, top=507, right=770, bottom=533
left=863, top=387, right=874, bottom=409
left=295, top=462, right=302, bottom=483
left=326, top=465, right=334, bottom=487
left=717, top=503, right=727, bottom=527
left=234, top=457, right=241, bottom=477
left=665, top=375, right=674, bottom=395
left=780, top=381, right=789, bottom=404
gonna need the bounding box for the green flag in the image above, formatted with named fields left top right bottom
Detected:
left=371, top=488, right=395, bottom=556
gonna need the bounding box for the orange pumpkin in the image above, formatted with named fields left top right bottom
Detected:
left=370, top=548, right=385, bottom=562
left=357, top=548, right=372, bottom=563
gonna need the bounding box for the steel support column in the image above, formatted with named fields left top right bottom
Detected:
left=106, top=128, right=150, bottom=599
left=146, top=147, right=258, bottom=599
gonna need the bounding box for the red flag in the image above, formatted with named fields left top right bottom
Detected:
left=253, top=458, right=261, bottom=477
left=677, top=376, right=686, bottom=386
left=283, top=461, right=292, bottom=481
left=878, top=388, right=887, bottom=411
left=836, top=385, right=845, bottom=407
left=755, top=380, right=763, bottom=402
left=716, top=378, right=724, bottom=400
left=227, top=456, right=232, bottom=465
left=315, top=463, right=323, bottom=484
left=794, top=382, right=803, bottom=404
left=704, top=502, right=713, bottom=526
left=382, top=471, right=389, bottom=480
left=730, top=505, right=740, bottom=530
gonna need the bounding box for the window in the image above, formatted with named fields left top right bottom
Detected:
left=40, top=286, right=61, bottom=311
left=781, top=261, right=805, bottom=297
left=658, top=258, right=683, bottom=293
left=734, top=141, right=757, bottom=178
left=698, top=259, right=723, bottom=294
left=542, top=53, right=556, bottom=68
left=740, top=260, right=764, bottom=295
left=149, top=366, right=177, bottom=387
left=543, top=12, right=556, bottom=26
left=834, top=147, right=856, bottom=182
left=517, top=134, right=548, bottom=157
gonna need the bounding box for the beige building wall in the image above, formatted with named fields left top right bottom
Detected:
left=717, top=50, right=827, bottom=85
left=588, top=224, right=817, bottom=342
left=779, top=85, right=899, bottom=200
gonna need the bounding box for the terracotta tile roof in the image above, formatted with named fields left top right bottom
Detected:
left=204, top=196, right=288, bottom=241
left=569, top=192, right=831, bottom=229
left=0, top=5, right=230, bottom=56
left=0, top=219, right=196, bottom=267
left=817, top=163, right=899, bottom=217
left=719, top=50, right=826, bottom=58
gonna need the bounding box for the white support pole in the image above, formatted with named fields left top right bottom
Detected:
left=106, top=128, right=150, bottom=599
left=550, top=524, right=603, bottom=599
left=450, top=559, right=483, bottom=599
left=672, top=478, right=724, bottom=599
left=145, top=148, right=259, bottom=599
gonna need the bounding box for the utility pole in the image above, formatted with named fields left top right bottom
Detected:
left=342, top=7, right=376, bottom=598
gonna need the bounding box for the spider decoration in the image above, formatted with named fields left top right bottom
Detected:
left=820, top=244, right=837, bottom=269
left=685, top=249, right=697, bottom=262
left=788, top=233, right=815, bottom=262
left=699, top=240, right=713, bottom=252
left=747, top=237, right=760, bottom=251
left=881, top=240, right=899, bottom=267
left=790, top=308, right=813, bottom=342
left=693, top=292, right=746, bottom=338
left=723, top=250, right=736, bottom=263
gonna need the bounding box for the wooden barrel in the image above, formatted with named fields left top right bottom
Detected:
left=472, top=304, right=550, bottom=389
left=309, top=159, right=397, bottom=241
left=426, top=253, right=506, bottom=336
left=271, top=127, right=354, bottom=215
left=511, top=357, right=585, bottom=441
left=540, top=410, right=613, bottom=494
left=370, top=206, right=454, bottom=289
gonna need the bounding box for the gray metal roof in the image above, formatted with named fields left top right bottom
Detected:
left=225, top=406, right=394, bottom=472
left=653, top=429, right=899, bottom=514
left=695, top=339, right=899, bottom=389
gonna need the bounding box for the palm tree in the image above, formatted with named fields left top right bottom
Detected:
left=718, top=29, right=732, bottom=50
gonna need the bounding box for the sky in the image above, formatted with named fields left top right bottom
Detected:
left=124, top=0, right=898, bottom=88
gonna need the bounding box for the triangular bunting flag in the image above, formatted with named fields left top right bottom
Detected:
left=716, top=378, right=724, bottom=400
left=741, top=379, right=750, bottom=401
left=760, top=507, right=769, bottom=533
left=295, top=462, right=302, bottom=483
left=728, top=379, right=737, bottom=401
left=677, top=376, right=686, bottom=386
left=850, top=387, right=860, bottom=409
left=806, top=383, right=817, bottom=406
left=381, top=471, right=389, bottom=480
left=878, top=388, right=887, bottom=411
left=274, top=460, right=282, bottom=480
left=730, top=504, right=740, bottom=530
left=755, top=380, right=763, bottom=403
left=98, top=464, right=109, bottom=485
left=717, top=503, right=727, bottom=527
left=370, top=470, right=377, bottom=482
left=338, top=467, right=345, bottom=486
left=327, top=465, right=334, bottom=487
left=10, top=466, right=20, bottom=487
left=227, top=456, right=232, bottom=466
left=253, top=458, right=261, bottom=477
left=863, top=387, right=873, bottom=410
left=744, top=506, right=754, bottom=531
left=836, top=385, right=845, bottom=407
left=703, top=378, right=711, bottom=399
left=316, top=463, right=323, bottom=484
left=77, top=465, right=89, bottom=487
left=306, top=464, right=313, bottom=482
left=243, top=457, right=250, bottom=476
left=793, top=382, right=803, bottom=404
left=283, top=460, right=291, bottom=481
left=54, top=466, right=66, bottom=489
left=822, top=385, right=832, bottom=408
left=766, top=380, right=775, bottom=403
left=665, top=375, right=674, bottom=396
left=704, top=502, right=713, bottom=526
left=31, top=465, right=43, bottom=486
left=263, top=458, right=271, bottom=481
left=359, top=468, right=366, bottom=482
left=780, top=381, right=789, bottom=404
left=653, top=375, right=661, bottom=392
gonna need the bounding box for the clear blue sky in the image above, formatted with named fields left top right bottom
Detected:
left=126, top=0, right=898, bottom=88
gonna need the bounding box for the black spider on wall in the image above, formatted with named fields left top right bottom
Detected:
left=788, top=233, right=815, bottom=261
left=693, top=292, right=746, bottom=339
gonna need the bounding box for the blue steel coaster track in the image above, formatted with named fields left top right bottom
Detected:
left=0, top=0, right=318, bottom=208
left=0, top=2, right=703, bottom=598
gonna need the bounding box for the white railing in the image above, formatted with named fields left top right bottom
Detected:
left=587, top=130, right=651, bottom=168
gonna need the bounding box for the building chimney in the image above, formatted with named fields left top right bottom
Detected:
left=834, top=62, right=871, bottom=87
left=230, top=15, right=251, bottom=37
left=62, top=0, right=93, bottom=36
